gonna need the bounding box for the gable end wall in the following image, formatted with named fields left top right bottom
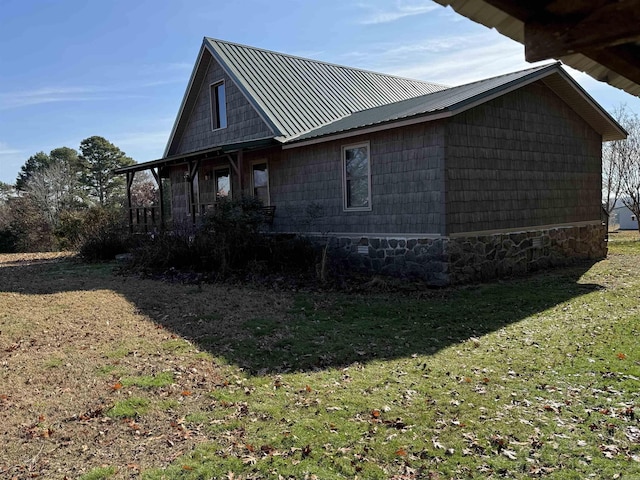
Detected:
left=172, top=54, right=274, bottom=155
left=445, top=82, right=602, bottom=235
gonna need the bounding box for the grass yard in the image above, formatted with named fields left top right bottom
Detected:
left=1, top=233, right=640, bottom=479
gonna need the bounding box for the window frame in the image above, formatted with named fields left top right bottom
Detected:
left=342, top=141, right=372, bottom=212
left=209, top=80, right=227, bottom=131
left=213, top=167, right=231, bottom=200
left=251, top=160, right=270, bottom=206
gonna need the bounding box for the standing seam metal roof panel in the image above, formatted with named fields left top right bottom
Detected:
left=288, top=63, right=627, bottom=143
left=237, top=47, right=303, bottom=134
left=204, top=38, right=448, bottom=139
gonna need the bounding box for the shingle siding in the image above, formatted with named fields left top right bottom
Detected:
left=444, top=82, right=602, bottom=235
left=267, top=122, right=446, bottom=235
left=174, top=55, right=273, bottom=155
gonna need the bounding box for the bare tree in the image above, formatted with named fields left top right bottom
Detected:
left=602, top=108, right=628, bottom=215
left=25, top=161, right=81, bottom=228
left=617, top=107, right=640, bottom=235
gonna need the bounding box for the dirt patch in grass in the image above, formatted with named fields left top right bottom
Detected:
left=0, top=253, right=291, bottom=478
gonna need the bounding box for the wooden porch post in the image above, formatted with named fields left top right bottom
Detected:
left=227, top=151, right=244, bottom=200
left=126, top=171, right=135, bottom=234
left=187, top=160, right=200, bottom=225
left=151, top=167, right=164, bottom=230
left=237, top=150, right=244, bottom=195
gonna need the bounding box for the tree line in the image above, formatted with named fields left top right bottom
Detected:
left=603, top=105, right=640, bottom=233
left=0, top=136, right=156, bottom=252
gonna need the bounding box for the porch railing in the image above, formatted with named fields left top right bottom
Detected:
left=128, top=206, right=161, bottom=233
left=127, top=204, right=275, bottom=233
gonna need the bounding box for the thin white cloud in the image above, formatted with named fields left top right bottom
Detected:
left=0, top=142, right=25, bottom=184
left=0, top=63, right=189, bottom=110
left=337, top=32, right=542, bottom=86
left=0, top=90, right=146, bottom=110
left=0, top=142, right=22, bottom=156
left=357, top=0, right=438, bottom=25
left=390, top=41, right=532, bottom=85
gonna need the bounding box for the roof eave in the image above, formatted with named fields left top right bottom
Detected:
left=116, top=137, right=278, bottom=175
left=283, top=63, right=626, bottom=147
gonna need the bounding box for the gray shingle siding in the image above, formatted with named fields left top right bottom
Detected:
left=268, top=122, right=446, bottom=235
left=444, top=82, right=602, bottom=235
left=174, top=55, right=273, bottom=155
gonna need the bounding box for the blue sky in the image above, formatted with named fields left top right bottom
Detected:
left=2, top=0, right=640, bottom=185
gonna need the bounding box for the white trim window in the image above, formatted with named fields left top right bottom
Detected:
left=251, top=161, right=270, bottom=206
left=342, top=142, right=371, bottom=211
left=210, top=81, right=227, bottom=130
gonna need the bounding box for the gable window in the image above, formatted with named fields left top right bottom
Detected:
left=215, top=168, right=231, bottom=199
left=210, top=81, right=227, bottom=130
left=342, top=142, right=371, bottom=210
left=252, top=161, right=269, bottom=205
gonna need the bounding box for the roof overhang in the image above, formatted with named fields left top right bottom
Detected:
left=115, top=137, right=278, bottom=175
left=433, top=0, right=640, bottom=98
left=283, top=65, right=626, bottom=149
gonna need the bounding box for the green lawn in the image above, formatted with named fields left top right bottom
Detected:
left=2, top=239, right=640, bottom=479
left=148, top=239, right=640, bottom=479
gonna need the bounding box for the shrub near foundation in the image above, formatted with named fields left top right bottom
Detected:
left=127, top=197, right=319, bottom=278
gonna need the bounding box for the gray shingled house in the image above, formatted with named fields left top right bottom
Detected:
left=116, top=38, right=626, bottom=285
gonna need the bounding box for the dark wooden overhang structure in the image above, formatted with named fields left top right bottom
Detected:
left=434, top=0, right=640, bottom=97
left=114, top=137, right=278, bottom=231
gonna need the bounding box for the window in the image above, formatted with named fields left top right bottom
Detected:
left=215, top=168, right=231, bottom=199
left=342, top=142, right=371, bottom=210
left=210, top=81, right=227, bottom=130
left=252, top=162, right=269, bottom=205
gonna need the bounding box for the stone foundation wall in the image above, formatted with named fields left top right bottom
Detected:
left=447, top=223, right=606, bottom=284
left=326, top=223, right=606, bottom=286
left=327, top=236, right=449, bottom=286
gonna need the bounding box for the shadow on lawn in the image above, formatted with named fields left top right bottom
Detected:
left=0, top=256, right=603, bottom=374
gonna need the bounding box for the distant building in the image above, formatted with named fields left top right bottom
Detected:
left=611, top=200, right=639, bottom=230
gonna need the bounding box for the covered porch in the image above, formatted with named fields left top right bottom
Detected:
left=114, top=138, right=278, bottom=233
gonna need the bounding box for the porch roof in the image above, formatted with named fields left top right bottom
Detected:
left=114, top=137, right=277, bottom=175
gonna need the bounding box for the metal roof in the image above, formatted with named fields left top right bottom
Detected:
left=153, top=38, right=624, bottom=171
left=433, top=0, right=640, bottom=98
left=287, top=63, right=627, bottom=144
left=203, top=38, right=448, bottom=139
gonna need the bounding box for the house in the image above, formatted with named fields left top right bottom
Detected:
left=611, top=200, right=639, bottom=231
left=116, top=38, right=626, bottom=285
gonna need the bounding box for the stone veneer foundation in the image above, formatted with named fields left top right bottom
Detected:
left=326, top=223, right=607, bottom=286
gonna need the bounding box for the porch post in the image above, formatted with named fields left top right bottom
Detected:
left=126, top=171, right=135, bottom=234
left=187, top=160, right=200, bottom=225
left=151, top=167, right=164, bottom=230
left=226, top=151, right=244, bottom=200
left=237, top=149, right=244, bottom=196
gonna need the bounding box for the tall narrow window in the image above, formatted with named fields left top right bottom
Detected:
left=252, top=162, right=269, bottom=205
left=210, top=81, right=227, bottom=130
left=215, top=168, right=230, bottom=199
left=343, top=142, right=371, bottom=210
